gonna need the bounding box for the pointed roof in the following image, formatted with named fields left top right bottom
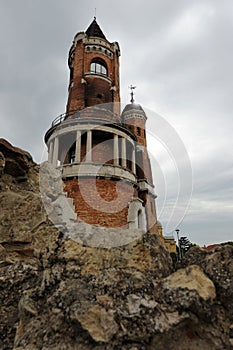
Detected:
left=85, top=17, right=106, bottom=40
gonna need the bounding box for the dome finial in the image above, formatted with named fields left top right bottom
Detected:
left=94, top=8, right=97, bottom=20
left=129, top=85, right=136, bottom=103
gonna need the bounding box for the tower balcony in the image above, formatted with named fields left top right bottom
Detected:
left=45, top=116, right=138, bottom=184
left=84, top=72, right=112, bottom=84
left=44, top=106, right=129, bottom=144
left=61, top=162, right=136, bottom=184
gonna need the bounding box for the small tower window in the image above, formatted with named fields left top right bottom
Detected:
left=137, top=127, right=141, bottom=136
left=137, top=210, right=142, bottom=229
left=90, top=58, right=107, bottom=76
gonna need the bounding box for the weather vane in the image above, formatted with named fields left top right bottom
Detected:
left=94, top=8, right=97, bottom=19
left=129, top=85, right=136, bottom=103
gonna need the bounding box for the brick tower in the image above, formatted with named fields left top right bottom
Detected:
left=44, top=18, right=158, bottom=233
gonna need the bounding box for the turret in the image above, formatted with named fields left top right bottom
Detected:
left=66, top=18, right=121, bottom=119
left=122, top=100, right=157, bottom=232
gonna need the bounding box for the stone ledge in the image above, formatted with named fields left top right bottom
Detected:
left=61, top=163, right=136, bottom=183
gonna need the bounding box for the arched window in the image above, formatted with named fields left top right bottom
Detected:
left=90, top=58, right=107, bottom=76
left=127, top=198, right=147, bottom=233
left=137, top=209, right=142, bottom=229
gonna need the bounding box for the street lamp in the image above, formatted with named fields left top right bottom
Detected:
left=176, top=229, right=181, bottom=261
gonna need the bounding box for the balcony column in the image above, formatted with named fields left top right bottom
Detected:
left=121, top=137, right=126, bottom=168
left=113, top=134, right=119, bottom=165
left=132, top=146, right=136, bottom=174
left=48, top=140, right=53, bottom=163
left=75, top=130, right=81, bottom=163
left=86, top=130, right=92, bottom=162
left=52, top=137, right=59, bottom=167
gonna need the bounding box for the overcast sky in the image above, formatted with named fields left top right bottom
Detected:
left=0, top=0, right=232, bottom=246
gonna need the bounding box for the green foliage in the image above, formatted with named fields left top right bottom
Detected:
left=178, top=236, right=196, bottom=259
left=179, top=236, right=192, bottom=253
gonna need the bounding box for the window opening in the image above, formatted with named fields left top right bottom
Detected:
left=70, top=149, right=75, bottom=163
left=137, top=209, right=142, bottom=229
left=90, top=59, right=107, bottom=76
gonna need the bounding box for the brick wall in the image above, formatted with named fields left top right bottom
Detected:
left=67, top=41, right=85, bottom=113
left=64, top=178, right=135, bottom=227
left=124, top=119, right=154, bottom=184
left=125, top=118, right=147, bottom=146
left=92, top=132, right=113, bottom=164
left=85, top=78, right=112, bottom=107
left=66, top=39, right=120, bottom=116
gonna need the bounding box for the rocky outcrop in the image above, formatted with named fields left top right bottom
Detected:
left=0, top=151, right=5, bottom=176
left=0, top=140, right=232, bottom=349
left=162, top=265, right=216, bottom=301
left=184, top=244, right=233, bottom=319
left=0, top=139, right=33, bottom=179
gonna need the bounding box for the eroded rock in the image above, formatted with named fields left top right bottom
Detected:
left=76, top=306, right=118, bottom=342
left=163, top=265, right=216, bottom=301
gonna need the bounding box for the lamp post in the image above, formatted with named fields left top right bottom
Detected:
left=176, top=229, right=181, bottom=261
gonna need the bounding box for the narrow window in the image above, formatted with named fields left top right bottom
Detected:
left=137, top=210, right=142, bottom=229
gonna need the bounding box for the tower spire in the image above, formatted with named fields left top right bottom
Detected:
left=85, top=17, right=106, bottom=40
